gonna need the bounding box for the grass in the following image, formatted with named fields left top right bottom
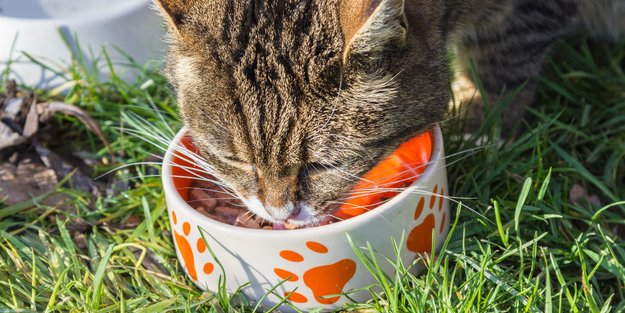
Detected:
left=0, top=38, right=624, bottom=312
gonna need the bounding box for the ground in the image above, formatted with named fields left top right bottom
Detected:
left=0, top=38, right=624, bottom=312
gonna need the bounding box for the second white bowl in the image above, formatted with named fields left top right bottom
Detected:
left=0, top=0, right=164, bottom=88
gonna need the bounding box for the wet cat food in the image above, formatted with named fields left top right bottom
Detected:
left=185, top=130, right=433, bottom=230
left=187, top=178, right=272, bottom=229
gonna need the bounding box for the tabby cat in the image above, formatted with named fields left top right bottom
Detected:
left=154, top=0, right=625, bottom=225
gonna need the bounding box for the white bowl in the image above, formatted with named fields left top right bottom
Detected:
left=162, top=126, right=450, bottom=312
left=0, top=0, right=164, bottom=89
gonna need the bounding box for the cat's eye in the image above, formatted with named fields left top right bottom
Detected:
left=221, top=155, right=255, bottom=173
left=223, top=155, right=246, bottom=164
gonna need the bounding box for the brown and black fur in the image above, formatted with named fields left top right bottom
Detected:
left=449, top=0, right=625, bottom=127
left=154, top=0, right=625, bottom=224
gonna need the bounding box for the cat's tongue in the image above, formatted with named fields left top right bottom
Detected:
left=272, top=223, right=287, bottom=230
left=272, top=218, right=332, bottom=230
left=272, top=222, right=298, bottom=230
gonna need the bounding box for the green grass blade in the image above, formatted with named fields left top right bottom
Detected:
left=515, top=177, right=533, bottom=232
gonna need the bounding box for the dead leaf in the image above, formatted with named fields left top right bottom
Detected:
left=0, top=92, right=30, bottom=150
left=0, top=122, right=26, bottom=150
left=22, top=96, right=39, bottom=137
left=0, top=83, right=109, bottom=210
left=3, top=97, right=25, bottom=117
left=124, top=215, right=142, bottom=228
left=37, top=102, right=115, bottom=161
left=35, top=144, right=101, bottom=196
left=0, top=160, right=58, bottom=205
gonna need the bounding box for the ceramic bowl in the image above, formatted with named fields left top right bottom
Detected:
left=0, top=0, right=164, bottom=88
left=162, top=126, right=450, bottom=312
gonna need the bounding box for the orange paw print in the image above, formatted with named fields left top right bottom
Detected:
left=406, top=184, right=447, bottom=254
left=171, top=210, right=214, bottom=281
left=274, top=241, right=357, bottom=305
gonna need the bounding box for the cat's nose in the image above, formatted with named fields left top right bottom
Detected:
left=257, top=170, right=300, bottom=220
left=290, top=204, right=302, bottom=216
left=263, top=192, right=294, bottom=220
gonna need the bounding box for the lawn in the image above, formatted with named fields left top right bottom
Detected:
left=0, top=38, right=624, bottom=312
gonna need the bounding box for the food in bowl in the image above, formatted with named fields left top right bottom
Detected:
left=182, top=130, right=433, bottom=230
left=162, top=125, right=449, bottom=311
left=187, top=178, right=275, bottom=229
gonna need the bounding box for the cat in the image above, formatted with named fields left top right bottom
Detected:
left=154, top=0, right=625, bottom=226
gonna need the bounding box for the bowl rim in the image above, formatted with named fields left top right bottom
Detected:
left=162, top=124, right=445, bottom=237
left=0, top=0, right=151, bottom=25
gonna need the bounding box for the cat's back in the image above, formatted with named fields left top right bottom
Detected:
left=577, top=0, right=625, bottom=40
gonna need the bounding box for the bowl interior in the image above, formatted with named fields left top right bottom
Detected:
left=169, top=129, right=437, bottom=230
left=335, top=130, right=432, bottom=219
left=170, top=135, right=203, bottom=203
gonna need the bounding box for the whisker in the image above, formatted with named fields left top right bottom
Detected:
left=310, top=65, right=344, bottom=137
left=95, top=161, right=163, bottom=180
left=185, top=197, right=241, bottom=203
left=179, top=186, right=237, bottom=194
left=119, top=128, right=217, bottom=176
left=240, top=211, right=256, bottom=222
left=333, top=189, right=487, bottom=222
left=323, top=214, right=345, bottom=222
left=223, top=202, right=247, bottom=208
left=117, top=111, right=247, bottom=204
left=145, top=94, right=177, bottom=137
left=324, top=144, right=489, bottom=193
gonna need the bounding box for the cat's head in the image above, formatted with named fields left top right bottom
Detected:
left=155, top=0, right=449, bottom=225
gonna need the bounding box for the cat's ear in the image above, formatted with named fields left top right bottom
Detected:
left=153, top=0, right=195, bottom=34
left=340, top=0, right=407, bottom=63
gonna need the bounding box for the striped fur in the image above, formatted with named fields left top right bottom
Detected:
left=449, top=0, right=625, bottom=127
left=155, top=0, right=624, bottom=223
